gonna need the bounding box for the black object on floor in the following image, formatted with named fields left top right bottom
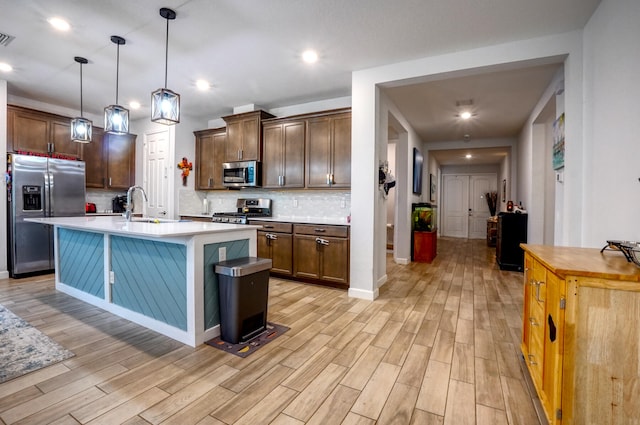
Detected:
left=205, top=322, right=289, bottom=358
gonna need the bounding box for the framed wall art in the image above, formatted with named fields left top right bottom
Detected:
left=552, top=113, right=565, bottom=170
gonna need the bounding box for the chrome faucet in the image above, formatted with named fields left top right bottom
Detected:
left=124, top=185, right=148, bottom=221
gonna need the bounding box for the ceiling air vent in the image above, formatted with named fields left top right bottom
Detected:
left=0, top=32, right=15, bottom=47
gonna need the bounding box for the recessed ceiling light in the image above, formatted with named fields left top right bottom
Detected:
left=0, top=62, right=12, bottom=72
left=196, top=79, right=210, bottom=91
left=129, top=101, right=141, bottom=110
left=465, top=154, right=472, bottom=159
left=48, top=17, right=70, bottom=31
left=302, top=49, right=318, bottom=64
left=460, top=111, right=472, bottom=120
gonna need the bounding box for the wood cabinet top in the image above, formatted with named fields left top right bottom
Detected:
left=522, top=244, right=640, bottom=283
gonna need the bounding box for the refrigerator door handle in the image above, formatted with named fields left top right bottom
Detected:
left=45, top=171, right=53, bottom=216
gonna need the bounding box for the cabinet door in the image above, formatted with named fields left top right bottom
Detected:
left=306, top=117, right=331, bottom=188
left=82, top=127, right=106, bottom=188
left=258, top=231, right=293, bottom=276
left=196, top=129, right=225, bottom=190
left=10, top=108, right=50, bottom=154
left=196, top=132, right=215, bottom=190
left=50, top=119, right=80, bottom=158
left=106, top=133, right=136, bottom=190
left=262, top=124, right=284, bottom=188
left=241, top=117, right=260, bottom=160
left=283, top=121, right=305, bottom=188
left=319, top=236, right=349, bottom=286
left=225, top=120, right=243, bottom=162
left=330, top=113, right=351, bottom=188
left=542, top=271, right=564, bottom=424
left=293, top=234, right=321, bottom=279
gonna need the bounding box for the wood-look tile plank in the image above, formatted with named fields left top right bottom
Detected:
left=139, top=364, right=238, bottom=424
left=212, top=364, right=294, bottom=424
left=451, top=342, right=475, bottom=384
left=280, top=333, right=333, bottom=369
left=281, top=346, right=340, bottom=392
left=410, top=408, right=444, bottom=424
left=341, top=412, right=376, bottom=425
left=416, top=360, right=451, bottom=416
left=443, top=379, right=475, bottom=425
left=476, top=404, right=509, bottom=425
left=396, top=344, right=431, bottom=388
left=11, top=386, right=104, bottom=425
left=283, top=363, right=347, bottom=422
left=159, top=386, right=235, bottom=425
left=430, top=330, right=455, bottom=363
left=377, top=382, right=420, bottom=424
left=340, top=346, right=387, bottom=391
left=350, top=362, right=401, bottom=420
left=85, top=387, right=170, bottom=425
left=269, top=413, right=305, bottom=425
left=306, top=384, right=360, bottom=425
left=475, top=357, right=505, bottom=410
left=382, top=330, right=416, bottom=366
left=332, top=332, right=375, bottom=368
left=414, top=319, right=439, bottom=347
left=0, top=363, right=69, bottom=400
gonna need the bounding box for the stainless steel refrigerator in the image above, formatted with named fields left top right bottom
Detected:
left=8, top=154, right=86, bottom=277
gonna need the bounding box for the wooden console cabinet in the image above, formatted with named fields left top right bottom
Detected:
left=521, top=244, right=640, bottom=424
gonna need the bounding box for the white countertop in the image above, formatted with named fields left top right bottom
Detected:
left=27, top=216, right=259, bottom=238
left=179, top=214, right=350, bottom=226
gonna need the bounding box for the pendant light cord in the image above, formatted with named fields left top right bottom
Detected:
left=164, top=16, right=169, bottom=89
left=115, top=42, right=120, bottom=104
left=79, top=61, right=84, bottom=117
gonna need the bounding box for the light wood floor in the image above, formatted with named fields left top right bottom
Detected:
left=0, top=238, right=544, bottom=425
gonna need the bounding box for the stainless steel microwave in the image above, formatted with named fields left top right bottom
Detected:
left=222, top=160, right=261, bottom=188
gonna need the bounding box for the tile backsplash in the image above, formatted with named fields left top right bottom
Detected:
left=179, top=188, right=351, bottom=223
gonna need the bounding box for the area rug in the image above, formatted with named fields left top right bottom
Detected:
left=0, top=303, right=75, bottom=383
left=205, top=322, right=289, bottom=358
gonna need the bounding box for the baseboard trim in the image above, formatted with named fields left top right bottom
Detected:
left=348, top=287, right=379, bottom=301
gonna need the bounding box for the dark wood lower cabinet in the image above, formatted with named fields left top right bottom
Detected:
left=250, top=221, right=350, bottom=288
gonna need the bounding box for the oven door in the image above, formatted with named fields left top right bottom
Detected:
left=222, top=161, right=260, bottom=187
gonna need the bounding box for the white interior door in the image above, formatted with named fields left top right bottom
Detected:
left=144, top=129, right=171, bottom=218
left=469, top=175, right=496, bottom=239
left=442, top=175, right=469, bottom=238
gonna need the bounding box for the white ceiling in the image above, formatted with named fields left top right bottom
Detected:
left=1, top=0, right=601, bottom=164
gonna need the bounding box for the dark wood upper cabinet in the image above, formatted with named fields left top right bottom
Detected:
left=195, top=127, right=226, bottom=190
left=7, top=105, right=80, bottom=158
left=222, top=110, right=274, bottom=162
left=305, top=110, right=351, bottom=188
left=81, top=130, right=135, bottom=190
left=262, top=119, right=305, bottom=188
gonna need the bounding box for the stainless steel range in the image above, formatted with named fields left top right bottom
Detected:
left=211, top=198, right=272, bottom=224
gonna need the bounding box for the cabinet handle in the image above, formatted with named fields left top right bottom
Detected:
left=533, top=280, right=545, bottom=303
left=529, top=317, right=539, bottom=327
left=266, top=233, right=278, bottom=240
left=326, top=174, right=331, bottom=185
left=330, top=173, right=335, bottom=185
left=238, top=149, right=242, bottom=160
left=208, top=177, right=213, bottom=187
left=109, top=177, right=112, bottom=186
left=314, top=228, right=326, bottom=233
left=263, top=225, right=274, bottom=229
left=316, top=237, right=329, bottom=246
left=527, top=354, right=537, bottom=365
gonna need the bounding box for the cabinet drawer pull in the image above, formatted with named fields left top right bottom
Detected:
left=314, top=228, right=326, bottom=233
left=527, top=354, right=537, bottom=365
left=208, top=177, right=213, bottom=187
left=109, top=177, right=112, bottom=186
left=529, top=317, right=539, bottom=326
left=316, top=237, right=329, bottom=246
left=263, top=225, right=274, bottom=229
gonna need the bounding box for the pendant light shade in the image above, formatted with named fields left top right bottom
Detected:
left=71, top=56, right=92, bottom=143
left=151, top=7, right=180, bottom=125
left=105, top=35, right=129, bottom=134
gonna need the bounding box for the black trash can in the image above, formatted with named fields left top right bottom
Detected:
left=215, top=257, right=272, bottom=344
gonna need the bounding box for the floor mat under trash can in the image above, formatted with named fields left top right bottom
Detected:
left=205, top=322, right=289, bottom=358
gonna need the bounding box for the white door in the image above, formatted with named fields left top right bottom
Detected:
left=442, top=174, right=497, bottom=239
left=144, top=129, right=172, bottom=218
left=442, top=175, right=469, bottom=238
left=469, top=175, right=496, bottom=239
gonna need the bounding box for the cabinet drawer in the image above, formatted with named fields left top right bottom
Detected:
left=294, top=224, right=349, bottom=238
left=249, top=221, right=292, bottom=233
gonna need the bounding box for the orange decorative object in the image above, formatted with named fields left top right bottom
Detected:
left=177, top=157, right=193, bottom=186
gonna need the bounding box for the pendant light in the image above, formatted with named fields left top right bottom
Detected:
left=71, top=56, right=93, bottom=143
left=104, top=35, right=129, bottom=134
left=151, top=7, right=180, bottom=125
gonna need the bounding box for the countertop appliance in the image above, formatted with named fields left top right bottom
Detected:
left=112, top=195, right=127, bottom=213
left=222, top=160, right=261, bottom=188
left=85, top=202, right=97, bottom=213
left=8, top=154, right=86, bottom=277
left=211, top=198, right=272, bottom=224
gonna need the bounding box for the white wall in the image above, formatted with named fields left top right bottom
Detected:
left=582, top=0, right=640, bottom=246
left=0, top=80, right=7, bottom=278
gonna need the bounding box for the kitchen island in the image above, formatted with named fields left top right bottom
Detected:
left=27, top=216, right=259, bottom=347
